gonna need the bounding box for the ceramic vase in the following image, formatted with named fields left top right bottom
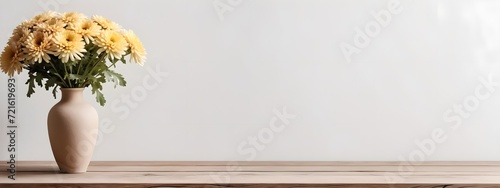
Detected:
left=47, top=88, right=98, bottom=173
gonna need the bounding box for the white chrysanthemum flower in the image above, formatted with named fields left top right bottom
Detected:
left=94, top=30, right=128, bottom=60
left=123, top=30, right=146, bottom=66
left=91, top=15, right=120, bottom=30
left=52, top=30, right=87, bottom=63
left=24, top=31, right=53, bottom=64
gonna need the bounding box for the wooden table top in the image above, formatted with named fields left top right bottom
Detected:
left=1, top=161, right=500, bottom=187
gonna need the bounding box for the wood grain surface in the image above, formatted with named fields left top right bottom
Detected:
left=1, top=161, right=500, bottom=187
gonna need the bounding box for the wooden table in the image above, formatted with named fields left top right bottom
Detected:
left=1, top=161, right=500, bottom=187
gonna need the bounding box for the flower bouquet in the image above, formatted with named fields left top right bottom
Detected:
left=0, top=11, right=146, bottom=106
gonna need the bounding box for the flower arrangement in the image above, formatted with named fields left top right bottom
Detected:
left=0, top=11, right=146, bottom=106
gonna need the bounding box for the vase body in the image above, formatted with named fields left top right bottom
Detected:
left=47, top=88, right=98, bottom=173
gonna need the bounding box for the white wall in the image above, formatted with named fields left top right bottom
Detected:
left=2, top=0, right=500, bottom=161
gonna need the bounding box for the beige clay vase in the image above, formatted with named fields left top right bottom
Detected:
left=47, top=88, right=98, bottom=173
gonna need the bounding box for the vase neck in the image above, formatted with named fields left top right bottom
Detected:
left=60, top=88, right=85, bottom=103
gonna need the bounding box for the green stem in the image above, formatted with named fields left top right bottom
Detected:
left=77, top=45, right=98, bottom=87
left=76, top=62, right=83, bottom=86
left=107, top=61, right=118, bottom=69
left=83, top=52, right=103, bottom=77
left=83, top=54, right=107, bottom=86
left=89, top=55, right=106, bottom=74
left=48, top=61, right=68, bottom=88
left=63, top=63, right=73, bottom=87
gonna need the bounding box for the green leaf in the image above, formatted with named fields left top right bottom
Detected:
left=103, top=70, right=127, bottom=88
left=26, top=75, right=36, bottom=98
left=44, top=77, right=56, bottom=90
left=120, top=56, right=126, bottom=64
left=94, top=88, right=106, bottom=106
left=51, top=85, right=58, bottom=99
left=35, top=72, right=44, bottom=87
left=96, top=75, right=106, bottom=83
left=45, top=77, right=58, bottom=99
left=89, top=76, right=106, bottom=106
left=90, top=77, right=104, bottom=92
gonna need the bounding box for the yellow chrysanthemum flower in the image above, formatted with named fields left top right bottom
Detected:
left=8, top=31, right=23, bottom=49
left=0, top=45, right=23, bottom=77
left=36, top=17, right=66, bottom=35
left=52, top=30, right=87, bottom=63
left=95, top=30, right=128, bottom=60
left=14, top=20, right=34, bottom=34
left=91, top=15, right=120, bottom=31
left=73, top=20, right=101, bottom=44
left=9, top=27, right=32, bottom=52
left=32, top=11, right=58, bottom=23
left=123, top=31, right=146, bottom=66
left=11, top=20, right=35, bottom=45
left=24, top=31, right=53, bottom=64
left=62, top=12, right=86, bottom=28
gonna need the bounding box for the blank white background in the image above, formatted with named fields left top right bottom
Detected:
left=1, top=0, right=500, bottom=161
